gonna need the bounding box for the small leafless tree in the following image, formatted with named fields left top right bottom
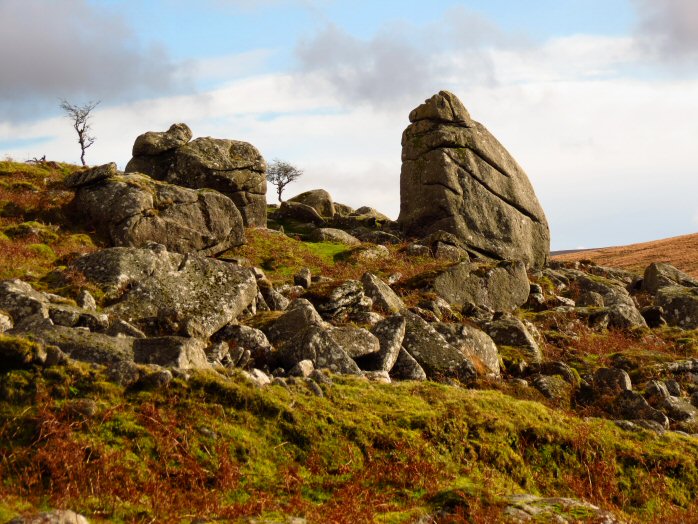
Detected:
left=266, top=159, right=303, bottom=202
left=59, top=99, right=100, bottom=166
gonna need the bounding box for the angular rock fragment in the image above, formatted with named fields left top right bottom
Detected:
left=361, top=272, right=405, bottom=314
left=405, top=260, right=529, bottom=312
left=402, top=312, right=477, bottom=382
left=133, top=336, right=210, bottom=369
left=390, top=347, right=427, bottom=381
left=328, top=326, right=380, bottom=358
left=356, top=315, right=406, bottom=372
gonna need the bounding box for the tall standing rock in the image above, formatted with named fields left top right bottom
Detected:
left=398, top=91, right=550, bottom=268
left=126, top=125, right=268, bottom=228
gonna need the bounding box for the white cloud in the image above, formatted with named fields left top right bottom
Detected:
left=632, top=0, right=698, bottom=63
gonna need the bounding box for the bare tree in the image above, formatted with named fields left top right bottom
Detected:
left=59, top=99, right=100, bottom=166
left=266, top=159, right=303, bottom=202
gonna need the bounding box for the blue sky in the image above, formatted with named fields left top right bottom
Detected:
left=1, top=0, right=697, bottom=250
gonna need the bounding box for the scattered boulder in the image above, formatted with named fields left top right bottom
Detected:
left=212, top=324, right=274, bottom=368
left=289, top=189, right=335, bottom=218
left=390, top=347, right=427, bottom=381
left=132, top=122, right=192, bottom=156
left=504, top=494, right=622, bottom=523
left=74, top=246, right=257, bottom=339
left=305, top=280, right=368, bottom=320
left=593, top=368, right=632, bottom=395
left=328, top=326, right=379, bottom=358
left=406, top=260, right=529, bottom=312
left=127, top=130, right=267, bottom=227
left=7, top=510, right=90, bottom=524
left=484, top=315, right=542, bottom=363
left=265, top=299, right=326, bottom=344
left=276, top=201, right=325, bottom=225
left=434, top=322, right=500, bottom=378
left=613, top=390, right=669, bottom=428
left=72, top=168, right=245, bottom=256
left=398, top=91, right=550, bottom=268
left=23, top=325, right=134, bottom=365
left=309, top=228, right=361, bottom=245
left=294, top=268, right=312, bottom=289
left=0, top=310, right=13, bottom=333
left=655, top=285, right=698, bottom=329
left=133, top=336, right=210, bottom=369
left=275, top=325, right=361, bottom=375
left=643, top=262, right=698, bottom=294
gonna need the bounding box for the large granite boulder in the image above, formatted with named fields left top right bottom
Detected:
left=74, top=246, right=257, bottom=338
left=398, top=91, right=550, bottom=268
left=70, top=165, right=245, bottom=256
left=126, top=126, right=267, bottom=227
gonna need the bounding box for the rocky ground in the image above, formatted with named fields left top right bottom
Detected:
left=1, top=159, right=698, bottom=523
left=3, top=93, right=698, bottom=523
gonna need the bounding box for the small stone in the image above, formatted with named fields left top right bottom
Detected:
left=289, top=359, right=315, bottom=378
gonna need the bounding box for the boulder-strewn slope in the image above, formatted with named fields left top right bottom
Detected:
left=2, top=93, right=698, bottom=523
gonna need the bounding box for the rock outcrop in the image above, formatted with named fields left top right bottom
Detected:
left=398, top=91, right=550, bottom=268
left=126, top=124, right=267, bottom=227
left=70, top=164, right=245, bottom=256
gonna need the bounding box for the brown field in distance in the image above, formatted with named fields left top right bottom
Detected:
left=551, top=232, right=698, bottom=278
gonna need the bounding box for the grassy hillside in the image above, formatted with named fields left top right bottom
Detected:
left=3, top=159, right=698, bottom=523
left=552, top=232, right=698, bottom=278
left=2, top=360, right=698, bottom=523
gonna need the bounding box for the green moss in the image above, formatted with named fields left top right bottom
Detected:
left=26, top=243, right=56, bottom=260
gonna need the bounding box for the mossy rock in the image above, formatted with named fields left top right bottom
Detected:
left=3, top=221, right=59, bottom=243
left=0, top=334, right=46, bottom=372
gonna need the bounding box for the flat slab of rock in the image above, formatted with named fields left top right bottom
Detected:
left=22, top=325, right=135, bottom=365
left=74, top=247, right=257, bottom=338
left=72, top=168, right=245, bottom=256
left=398, top=91, right=550, bottom=268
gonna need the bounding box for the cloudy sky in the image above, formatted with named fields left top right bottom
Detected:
left=1, top=0, right=697, bottom=250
